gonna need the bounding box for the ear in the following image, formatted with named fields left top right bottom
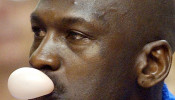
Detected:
left=136, top=40, right=172, bottom=88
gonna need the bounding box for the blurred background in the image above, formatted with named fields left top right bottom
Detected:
left=0, top=0, right=174, bottom=100
left=0, top=0, right=38, bottom=100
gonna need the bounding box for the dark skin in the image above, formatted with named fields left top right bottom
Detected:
left=29, top=0, right=175, bottom=100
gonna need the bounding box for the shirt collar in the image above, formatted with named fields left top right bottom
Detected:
left=162, top=83, right=175, bottom=100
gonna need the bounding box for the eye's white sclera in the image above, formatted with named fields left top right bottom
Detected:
left=8, top=67, right=54, bottom=100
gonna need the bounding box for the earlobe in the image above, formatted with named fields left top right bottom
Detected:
left=136, top=40, right=172, bottom=88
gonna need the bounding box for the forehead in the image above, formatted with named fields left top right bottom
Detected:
left=33, top=0, right=131, bottom=22
left=38, top=0, right=129, bottom=11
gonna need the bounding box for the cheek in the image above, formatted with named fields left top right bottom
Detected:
left=82, top=42, right=101, bottom=60
left=69, top=41, right=101, bottom=59
left=63, top=61, right=105, bottom=98
left=64, top=42, right=104, bottom=81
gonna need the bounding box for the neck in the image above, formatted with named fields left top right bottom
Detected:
left=128, top=83, right=163, bottom=100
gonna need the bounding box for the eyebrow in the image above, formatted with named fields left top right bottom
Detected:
left=61, top=17, right=88, bottom=25
left=30, top=12, right=95, bottom=32
left=31, top=12, right=89, bottom=23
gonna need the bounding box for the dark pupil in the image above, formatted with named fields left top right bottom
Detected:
left=32, top=27, right=41, bottom=36
left=68, top=31, right=84, bottom=40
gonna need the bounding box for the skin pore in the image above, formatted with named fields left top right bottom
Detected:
left=29, top=0, right=175, bottom=100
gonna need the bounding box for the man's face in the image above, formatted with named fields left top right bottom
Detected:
left=29, top=0, right=140, bottom=99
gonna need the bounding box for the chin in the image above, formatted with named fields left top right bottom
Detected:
left=30, top=92, right=64, bottom=100
left=30, top=84, right=67, bottom=100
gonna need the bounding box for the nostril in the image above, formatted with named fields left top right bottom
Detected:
left=40, top=65, right=54, bottom=71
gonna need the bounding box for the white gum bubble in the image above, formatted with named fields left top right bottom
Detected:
left=8, top=67, right=54, bottom=100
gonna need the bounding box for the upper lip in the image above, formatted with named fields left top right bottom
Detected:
left=40, top=69, right=54, bottom=78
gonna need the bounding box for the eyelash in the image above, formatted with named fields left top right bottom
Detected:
left=32, top=27, right=41, bottom=36
left=32, top=26, right=46, bottom=38
left=32, top=26, right=90, bottom=42
left=66, top=30, right=88, bottom=40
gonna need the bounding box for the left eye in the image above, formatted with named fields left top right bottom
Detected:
left=32, top=26, right=46, bottom=37
left=66, top=30, right=88, bottom=40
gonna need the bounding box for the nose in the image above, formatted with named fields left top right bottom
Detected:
left=29, top=53, right=61, bottom=71
left=29, top=37, right=61, bottom=71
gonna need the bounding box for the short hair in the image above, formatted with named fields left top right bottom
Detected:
left=158, top=0, right=175, bottom=51
left=133, top=0, right=175, bottom=51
